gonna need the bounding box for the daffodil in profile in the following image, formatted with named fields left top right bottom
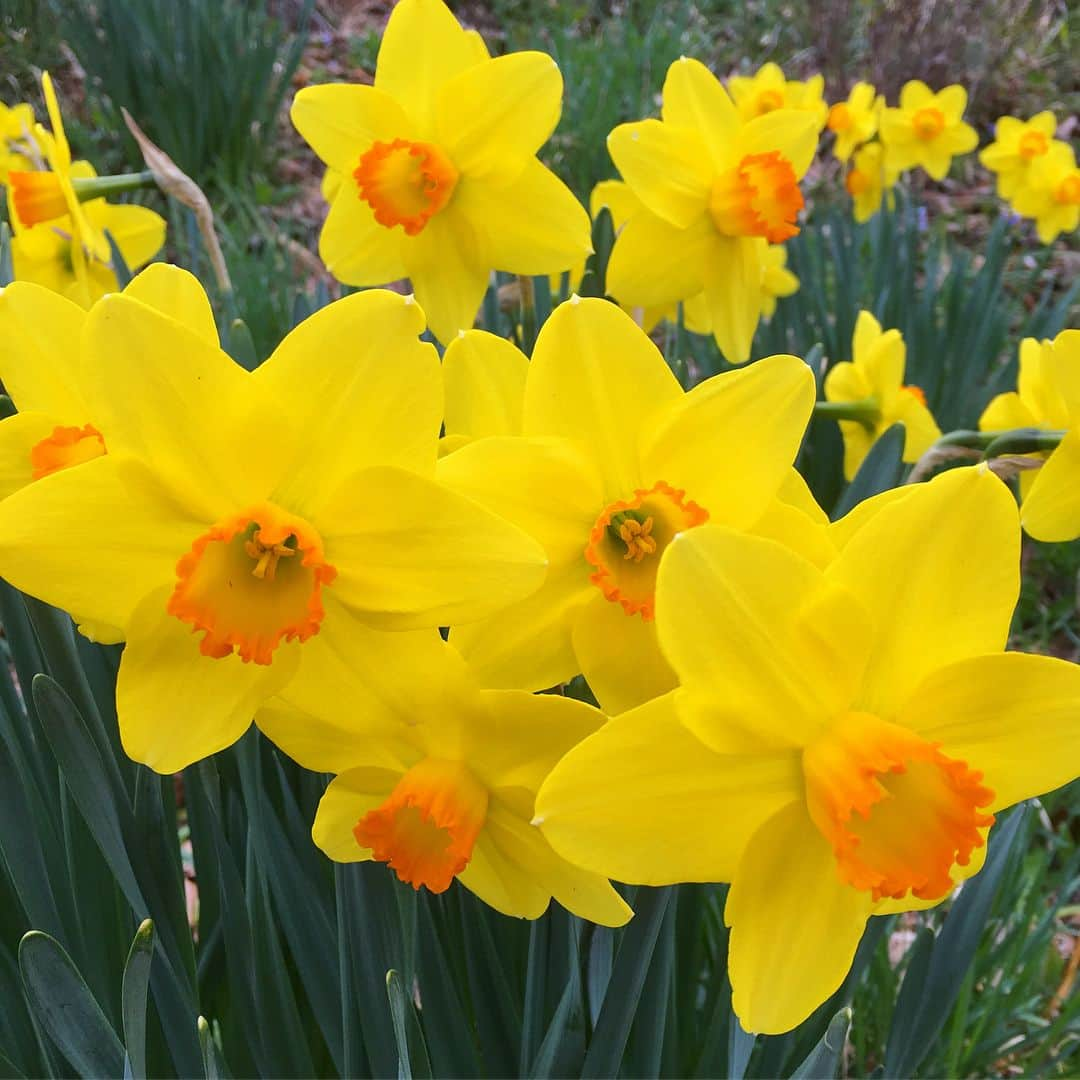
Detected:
left=823, top=310, right=939, bottom=479
left=605, top=57, right=818, bottom=364
left=880, top=80, right=978, bottom=180
left=537, top=466, right=1080, bottom=1034
left=1010, top=140, right=1080, bottom=244
left=0, top=99, right=38, bottom=183
left=827, top=81, right=882, bottom=162
left=844, top=141, right=899, bottom=223
left=979, top=112, right=1057, bottom=199
left=258, top=631, right=630, bottom=924
left=0, top=265, right=546, bottom=773
left=728, top=62, right=828, bottom=130
left=290, top=0, right=590, bottom=344
left=438, top=296, right=814, bottom=714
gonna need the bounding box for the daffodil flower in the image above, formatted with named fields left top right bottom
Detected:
left=537, top=466, right=1080, bottom=1033
left=604, top=57, right=818, bottom=364
left=257, top=629, right=630, bottom=924
left=290, top=0, right=590, bottom=344
left=0, top=265, right=546, bottom=772
left=0, top=99, right=38, bottom=183
left=728, top=62, right=828, bottom=129
left=979, top=112, right=1057, bottom=200
left=844, top=141, right=899, bottom=223
left=880, top=80, right=978, bottom=180
left=438, top=296, right=814, bottom=714
left=1010, top=139, right=1080, bottom=244
left=823, top=310, right=939, bottom=479
left=826, top=81, right=882, bottom=162
left=996, top=330, right=1080, bottom=540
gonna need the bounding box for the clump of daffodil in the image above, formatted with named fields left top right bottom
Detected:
left=0, top=264, right=546, bottom=773
left=728, top=62, right=828, bottom=130
left=6, top=74, right=165, bottom=306
left=257, top=629, right=630, bottom=924
left=604, top=57, right=818, bottom=364
left=827, top=81, right=883, bottom=162
left=823, top=310, right=939, bottom=479
left=1010, top=139, right=1080, bottom=244
left=844, top=141, right=900, bottom=223
left=988, top=330, right=1080, bottom=541
left=0, top=99, right=39, bottom=183
left=438, top=296, right=815, bottom=715
left=537, top=466, right=1080, bottom=1034
left=979, top=112, right=1057, bottom=200
left=290, top=0, right=590, bottom=344
left=879, top=80, right=978, bottom=180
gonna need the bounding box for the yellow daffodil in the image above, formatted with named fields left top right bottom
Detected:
left=537, top=466, right=1080, bottom=1033
left=997, top=330, right=1080, bottom=540
left=979, top=111, right=1057, bottom=199
left=290, top=0, right=590, bottom=344
left=257, top=631, right=630, bottom=924
left=823, top=310, right=940, bottom=479
left=605, top=57, right=818, bottom=363
left=0, top=99, right=38, bottom=183
left=438, top=296, right=814, bottom=714
left=844, top=141, right=899, bottom=223
left=1010, top=140, right=1080, bottom=244
left=827, top=81, right=882, bottom=162
left=759, top=243, right=799, bottom=318
left=728, top=62, right=828, bottom=130
left=0, top=265, right=546, bottom=772
left=880, top=80, right=978, bottom=180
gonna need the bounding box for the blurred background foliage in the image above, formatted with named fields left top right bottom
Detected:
left=0, top=0, right=1079, bottom=1075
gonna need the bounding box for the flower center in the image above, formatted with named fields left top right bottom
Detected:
left=353, top=138, right=459, bottom=236
left=900, top=383, right=927, bottom=407
left=755, top=88, right=785, bottom=115
left=8, top=170, right=67, bottom=227
left=1055, top=174, right=1080, bottom=206
left=912, top=107, right=945, bottom=141
left=845, top=167, right=871, bottom=196
left=709, top=151, right=804, bottom=243
left=1017, top=130, right=1049, bottom=160
left=29, top=423, right=106, bottom=480
left=167, top=502, right=337, bottom=665
left=827, top=102, right=853, bottom=132
left=803, top=712, right=994, bottom=903
left=354, top=758, right=488, bottom=892
left=584, top=481, right=709, bottom=620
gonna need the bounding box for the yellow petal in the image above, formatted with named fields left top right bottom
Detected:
left=736, top=109, right=819, bottom=178
left=443, top=330, right=528, bottom=440
left=437, top=52, right=561, bottom=179
left=401, top=208, right=488, bottom=344
left=606, top=119, right=713, bottom=228
left=0, top=456, right=202, bottom=634
left=454, top=161, right=591, bottom=275
left=316, top=465, right=547, bottom=630
left=523, top=297, right=682, bottom=497
left=703, top=235, right=763, bottom=365
left=661, top=57, right=740, bottom=168
left=589, top=179, right=643, bottom=226
left=778, top=467, right=827, bottom=523
left=572, top=593, right=677, bottom=714
left=319, top=184, right=409, bottom=285
left=0, top=411, right=64, bottom=500
left=979, top=391, right=1035, bottom=432
left=892, top=390, right=941, bottom=462
left=255, top=290, right=439, bottom=517
left=640, top=352, right=814, bottom=530
left=748, top=497, right=836, bottom=569
left=121, top=263, right=218, bottom=347
left=313, top=767, right=400, bottom=862
left=0, top=282, right=87, bottom=417
left=656, top=525, right=867, bottom=751
left=1021, top=430, right=1080, bottom=542
left=536, top=692, right=803, bottom=885
left=901, top=651, right=1080, bottom=811
left=118, top=586, right=298, bottom=773
left=606, top=208, right=714, bottom=308
left=726, top=802, right=872, bottom=1035
left=374, top=0, right=481, bottom=136
left=290, top=83, right=411, bottom=172
left=827, top=466, right=1019, bottom=716
left=94, top=203, right=166, bottom=272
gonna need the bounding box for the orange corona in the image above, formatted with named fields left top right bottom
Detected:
left=29, top=423, right=106, bottom=480
left=709, top=151, right=804, bottom=243
left=353, top=138, right=459, bottom=235
left=912, top=107, right=946, bottom=141
left=8, top=170, right=67, bottom=227
left=1017, top=130, right=1049, bottom=160
left=167, top=502, right=336, bottom=665
left=827, top=103, right=853, bottom=133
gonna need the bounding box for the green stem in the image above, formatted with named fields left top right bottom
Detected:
left=982, top=428, right=1065, bottom=459
left=71, top=170, right=155, bottom=203
left=812, top=399, right=881, bottom=430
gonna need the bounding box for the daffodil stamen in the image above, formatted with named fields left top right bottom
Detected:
left=709, top=151, right=804, bottom=243
left=804, top=712, right=995, bottom=903
left=353, top=758, right=488, bottom=893
left=585, top=481, right=708, bottom=619
left=353, top=138, right=459, bottom=235
left=168, top=503, right=337, bottom=665
left=29, top=423, right=106, bottom=480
